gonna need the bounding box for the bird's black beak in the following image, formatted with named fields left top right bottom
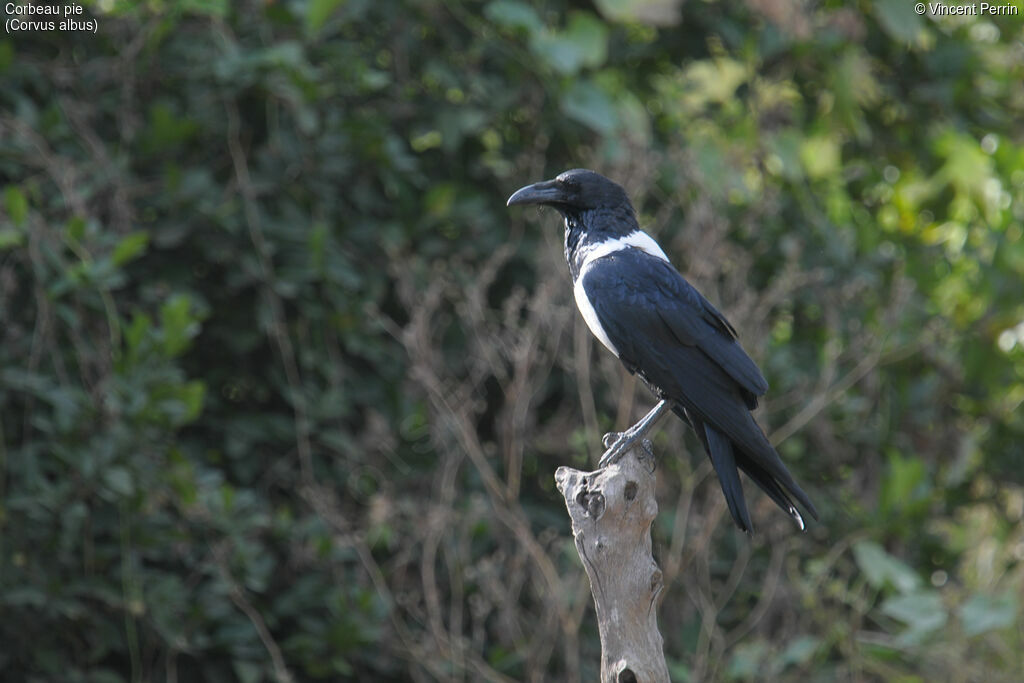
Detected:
left=506, top=179, right=564, bottom=207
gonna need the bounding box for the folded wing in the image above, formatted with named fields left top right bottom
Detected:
left=579, top=247, right=817, bottom=529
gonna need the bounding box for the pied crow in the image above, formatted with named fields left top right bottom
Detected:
left=507, top=168, right=818, bottom=533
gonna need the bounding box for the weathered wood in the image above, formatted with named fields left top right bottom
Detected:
left=555, top=442, right=669, bottom=683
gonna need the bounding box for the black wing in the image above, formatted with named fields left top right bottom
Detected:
left=581, top=248, right=767, bottom=409
left=580, top=248, right=817, bottom=529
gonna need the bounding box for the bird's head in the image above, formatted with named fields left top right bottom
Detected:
left=506, top=169, right=633, bottom=217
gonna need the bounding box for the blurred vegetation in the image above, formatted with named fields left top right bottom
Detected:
left=1, top=0, right=1023, bottom=680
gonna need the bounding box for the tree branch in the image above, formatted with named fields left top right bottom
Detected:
left=555, top=443, right=669, bottom=683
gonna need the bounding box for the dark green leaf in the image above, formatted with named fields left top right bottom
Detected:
left=4, top=186, right=27, bottom=226
left=112, top=231, right=150, bottom=267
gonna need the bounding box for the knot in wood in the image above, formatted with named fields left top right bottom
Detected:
left=576, top=487, right=605, bottom=518
left=617, top=668, right=638, bottom=683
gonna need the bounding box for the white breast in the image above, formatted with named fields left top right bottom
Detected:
left=574, top=275, right=620, bottom=356
left=572, top=230, right=670, bottom=358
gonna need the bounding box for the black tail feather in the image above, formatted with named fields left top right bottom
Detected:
left=736, top=455, right=807, bottom=530
left=739, top=448, right=820, bottom=524
left=674, top=404, right=816, bottom=532
left=702, top=421, right=753, bottom=533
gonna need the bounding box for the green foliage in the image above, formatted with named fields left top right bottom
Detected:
left=2, top=0, right=1023, bottom=680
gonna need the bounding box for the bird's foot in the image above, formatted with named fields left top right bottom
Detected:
left=597, top=400, right=669, bottom=468
left=598, top=431, right=655, bottom=469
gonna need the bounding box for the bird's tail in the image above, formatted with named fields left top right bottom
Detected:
left=731, top=418, right=819, bottom=528
left=702, top=422, right=754, bottom=533
left=735, top=454, right=813, bottom=531
left=678, top=405, right=817, bottom=533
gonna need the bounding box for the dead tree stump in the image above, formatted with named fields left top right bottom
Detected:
left=555, top=442, right=669, bottom=683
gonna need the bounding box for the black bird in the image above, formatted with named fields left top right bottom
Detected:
left=507, top=169, right=817, bottom=532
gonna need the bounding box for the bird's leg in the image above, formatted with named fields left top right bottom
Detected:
left=599, top=399, right=670, bottom=468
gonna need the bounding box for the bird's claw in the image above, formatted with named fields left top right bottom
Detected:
left=599, top=432, right=655, bottom=469
left=598, top=431, right=626, bottom=467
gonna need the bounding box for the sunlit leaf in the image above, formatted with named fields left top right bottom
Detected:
left=880, top=449, right=929, bottom=515
left=531, top=12, right=608, bottom=75
left=727, top=640, right=768, bottom=680
left=935, top=130, right=995, bottom=200
left=0, top=229, right=23, bottom=250
left=485, top=0, right=543, bottom=35
left=873, top=0, right=925, bottom=45
left=160, top=294, right=200, bottom=358
left=563, top=12, right=608, bottom=69
left=880, top=591, right=947, bottom=644
left=594, top=0, right=683, bottom=26
left=561, top=80, right=618, bottom=133
left=112, top=231, right=150, bottom=267
left=959, top=592, right=1017, bottom=636
left=103, top=466, right=135, bottom=497
left=680, top=58, right=747, bottom=111
left=772, top=635, right=820, bottom=671
left=853, top=540, right=921, bottom=593
left=307, top=0, right=345, bottom=33
left=800, top=134, right=841, bottom=180
left=178, top=380, right=206, bottom=424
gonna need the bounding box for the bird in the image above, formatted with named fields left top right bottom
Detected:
left=507, top=168, right=817, bottom=533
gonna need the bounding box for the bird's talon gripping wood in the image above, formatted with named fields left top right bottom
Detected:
left=509, top=169, right=818, bottom=533
left=598, top=436, right=629, bottom=468
left=599, top=399, right=669, bottom=468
